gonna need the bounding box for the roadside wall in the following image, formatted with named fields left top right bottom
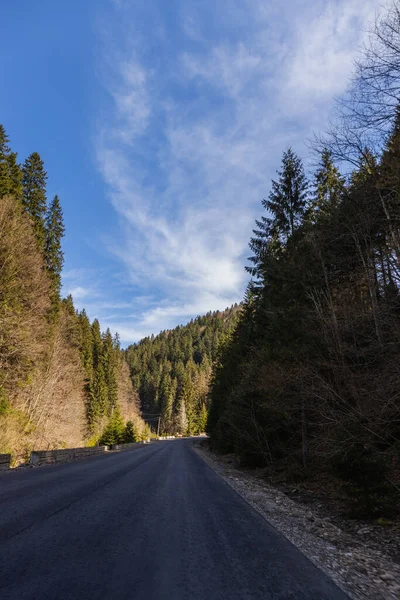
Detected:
left=0, top=454, right=11, bottom=471
left=30, top=446, right=109, bottom=466
left=111, top=442, right=149, bottom=451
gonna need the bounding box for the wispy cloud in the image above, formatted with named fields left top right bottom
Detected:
left=91, top=0, right=384, bottom=343
left=67, top=286, right=92, bottom=300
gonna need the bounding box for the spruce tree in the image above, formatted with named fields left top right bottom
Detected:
left=248, top=148, right=308, bottom=278
left=180, top=373, right=197, bottom=434
left=45, top=195, right=65, bottom=297
left=0, top=125, right=11, bottom=196
left=177, top=398, right=188, bottom=435
left=159, top=373, right=174, bottom=433
left=89, top=361, right=107, bottom=426
left=310, top=149, right=345, bottom=221
left=22, top=152, right=48, bottom=250
left=197, top=403, right=208, bottom=433
left=124, top=420, right=137, bottom=443
left=0, top=125, right=23, bottom=200
left=84, top=319, right=108, bottom=429
left=268, top=147, right=308, bottom=240
left=62, top=294, right=80, bottom=347
left=91, top=319, right=103, bottom=371
left=102, top=328, right=118, bottom=415
left=78, top=310, right=94, bottom=380
left=7, top=153, right=23, bottom=201
left=99, top=404, right=125, bottom=446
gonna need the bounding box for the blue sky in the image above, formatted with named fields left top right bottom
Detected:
left=1, top=0, right=385, bottom=344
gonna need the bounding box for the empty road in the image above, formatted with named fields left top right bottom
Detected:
left=0, top=439, right=349, bottom=600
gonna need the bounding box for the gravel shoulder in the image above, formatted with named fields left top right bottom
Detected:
left=194, top=442, right=400, bottom=600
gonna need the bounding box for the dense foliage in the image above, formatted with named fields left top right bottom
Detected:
left=125, top=307, right=240, bottom=435
left=208, top=140, right=400, bottom=517
left=0, top=127, right=145, bottom=460
left=208, top=5, right=400, bottom=518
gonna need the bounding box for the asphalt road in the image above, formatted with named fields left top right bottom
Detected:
left=0, top=439, right=349, bottom=600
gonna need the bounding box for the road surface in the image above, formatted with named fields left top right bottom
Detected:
left=0, top=439, right=349, bottom=600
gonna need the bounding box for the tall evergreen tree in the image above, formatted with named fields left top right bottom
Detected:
left=177, top=398, right=188, bottom=435
left=310, top=150, right=345, bottom=221
left=98, top=404, right=125, bottom=446
left=45, top=195, right=65, bottom=297
left=62, top=294, right=80, bottom=347
left=102, top=328, right=118, bottom=415
left=267, top=147, right=309, bottom=240
left=0, top=125, right=23, bottom=200
left=78, top=310, right=94, bottom=380
left=197, top=403, right=208, bottom=433
left=159, top=373, right=174, bottom=432
left=0, top=125, right=11, bottom=196
left=247, top=148, right=308, bottom=278
left=88, top=361, right=107, bottom=426
left=22, top=152, right=48, bottom=250
left=91, top=319, right=103, bottom=371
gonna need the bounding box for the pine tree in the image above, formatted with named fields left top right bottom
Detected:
left=88, top=361, right=107, bottom=427
left=180, top=373, right=197, bottom=434
left=177, top=398, right=188, bottom=435
left=102, top=328, right=118, bottom=415
left=98, top=404, right=125, bottom=446
left=247, top=148, right=308, bottom=278
left=268, top=147, right=308, bottom=239
left=22, top=152, right=48, bottom=250
left=7, top=153, right=23, bottom=201
left=197, top=403, right=208, bottom=433
left=310, top=149, right=345, bottom=221
left=85, top=319, right=107, bottom=429
left=124, top=420, right=137, bottom=443
left=61, top=294, right=80, bottom=348
left=0, top=125, right=11, bottom=196
left=45, top=195, right=65, bottom=298
left=159, top=373, right=174, bottom=433
left=78, top=310, right=93, bottom=380
left=91, top=319, right=102, bottom=371
left=0, top=125, right=23, bottom=200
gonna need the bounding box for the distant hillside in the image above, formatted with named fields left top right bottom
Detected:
left=0, top=125, right=146, bottom=462
left=125, top=306, right=241, bottom=435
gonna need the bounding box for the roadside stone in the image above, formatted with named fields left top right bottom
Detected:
left=357, top=527, right=372, bottom=535
left=194, top=443, right=400, bottom=600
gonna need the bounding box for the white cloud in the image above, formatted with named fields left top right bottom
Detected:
left=93, top=0, right=384, bottom=343
left=284, top=1, right=383, bottom=104
left=111, top=60, right=150, bottom=143
left=67, top=286, right=92, bottom=300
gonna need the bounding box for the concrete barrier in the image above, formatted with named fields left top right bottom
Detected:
left=110, top=441, right=149, bottom=451
left=0, top=453, right=11, bottom=471
left=30, top=446, right=109, bottom=466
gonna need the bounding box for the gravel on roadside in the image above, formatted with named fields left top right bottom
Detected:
left=194, top=443, right=400, bottom=600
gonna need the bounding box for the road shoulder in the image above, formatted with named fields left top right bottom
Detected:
left=193, top=442, right=400, bottom=600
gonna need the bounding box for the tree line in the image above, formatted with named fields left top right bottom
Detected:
left=207, top=4, right=400, bottom=518
left=125, top=306, right=240, bottom=436
left=0, top=127, right=145, bottom=460
left=0, top=127, right=64, bottom=315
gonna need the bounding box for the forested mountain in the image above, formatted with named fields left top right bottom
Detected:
left=125, top=306, right=240, bottom=435
left=0, top=126, right=146, bottom=462
left=207, top=6, right=400, bottom=518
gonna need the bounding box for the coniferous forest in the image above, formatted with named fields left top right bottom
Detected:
left=1, top=2, right=400, bottom=522
left=207, top=6, right=400, bottom=518
left=0, top=127, right=147, bottom=462
left=125, top=306, right=239, bottom=435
